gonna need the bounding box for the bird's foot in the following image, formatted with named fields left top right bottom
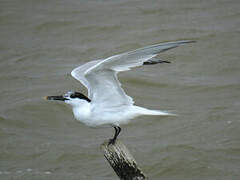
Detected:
left=108, top=138, right=116, bottom=145
left=108, top=126, right=121, bottom=145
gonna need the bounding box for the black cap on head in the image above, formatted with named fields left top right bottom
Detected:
left=69, top=92, right=91, bottom=102
left=45, top=91, right=91, bottom=103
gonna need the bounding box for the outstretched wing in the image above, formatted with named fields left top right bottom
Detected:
left=71, top=59, right=102, bottom=96
left=83, top=40, right=195, bottom=108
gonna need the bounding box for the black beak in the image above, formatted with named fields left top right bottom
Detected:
left=44, top=96, right=67, bottom=101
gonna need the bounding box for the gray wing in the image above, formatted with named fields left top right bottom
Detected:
left=84, top=40, right=195, bottom=108
left=88, top=40, right=195, bottom=72
left=71, top=59, right=102, bottom=96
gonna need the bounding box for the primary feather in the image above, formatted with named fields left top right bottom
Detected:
left=72, top=40, right=195, bottom=108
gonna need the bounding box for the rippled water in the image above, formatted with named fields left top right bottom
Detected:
left=1, top=0, right=240, bottom=179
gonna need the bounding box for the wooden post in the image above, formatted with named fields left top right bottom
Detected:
left=101, top=140, right=147, bottom=180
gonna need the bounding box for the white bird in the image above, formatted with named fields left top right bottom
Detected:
left=46, top=40, right=195, bottom=144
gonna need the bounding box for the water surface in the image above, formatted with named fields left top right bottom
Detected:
left=0, top=0, right=240, bottom=179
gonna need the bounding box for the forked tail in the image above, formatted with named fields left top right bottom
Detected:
left=146, top=109, right=176, bottom=116
left=136, top=106, right=176, bottom=116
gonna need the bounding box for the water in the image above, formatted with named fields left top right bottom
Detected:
left=1, top=0, right=240, bottom=179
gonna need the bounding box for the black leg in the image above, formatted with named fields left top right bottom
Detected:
left=108, top=126, right=121, bottom=145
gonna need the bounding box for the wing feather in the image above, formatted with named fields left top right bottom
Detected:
left=71, top=59, right=102, bottom=96
left=87, top=40, right=195, bottom=73
left=72, top=40, right=195, bottom=107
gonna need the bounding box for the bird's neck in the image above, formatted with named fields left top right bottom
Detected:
left=72, top=103, right=91, bottom=123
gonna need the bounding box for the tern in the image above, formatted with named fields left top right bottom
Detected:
left=45, top=40, right=195, bottom=144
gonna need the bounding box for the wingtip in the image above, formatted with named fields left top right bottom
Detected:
left=178, top=40, right=197, bottom=44
left=187, top=40, right=197, bottom=43
left=70, top=69, right=75, bottom=77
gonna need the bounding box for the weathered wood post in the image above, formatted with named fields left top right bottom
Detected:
left=101, top=140, right=147, bottom=180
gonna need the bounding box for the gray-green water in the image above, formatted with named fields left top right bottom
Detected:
left=1, top=0, right=240, bottom=179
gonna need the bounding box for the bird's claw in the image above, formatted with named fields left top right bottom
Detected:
left=108, top=138, right=116, bottom=145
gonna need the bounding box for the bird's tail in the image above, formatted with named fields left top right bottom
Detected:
left=145, top=109, right=176, bottom=116
left=135, top=106, right=176, bottom=116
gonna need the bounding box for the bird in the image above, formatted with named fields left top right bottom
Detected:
left=45, top=40, right=195, bottom=145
